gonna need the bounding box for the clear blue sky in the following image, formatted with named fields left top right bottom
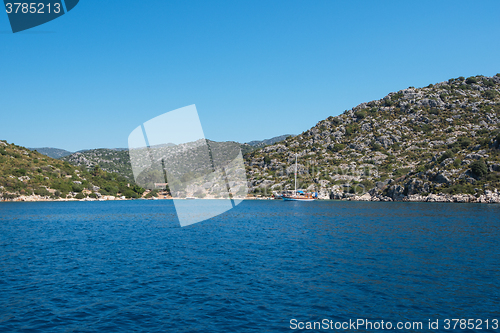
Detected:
left=1, top=0, right=499, bottom=151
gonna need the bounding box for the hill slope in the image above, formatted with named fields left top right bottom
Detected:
left=0, top=141, right=145, bottom=201
left=245, top=74, right=500, bottom=203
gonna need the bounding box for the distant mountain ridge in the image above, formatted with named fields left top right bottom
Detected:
left=31, top=135, right=293, bottom=160
left=246, top=135, right=295, bottom=148
left=28, top=147, right=73, bottom=159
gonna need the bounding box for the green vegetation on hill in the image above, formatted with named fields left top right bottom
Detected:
left=0, top=141, right=145, bottom=200
left=246, top=74, right=500, bottom=200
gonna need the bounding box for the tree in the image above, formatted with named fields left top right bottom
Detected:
left=132, top=185, right=145, bottom=195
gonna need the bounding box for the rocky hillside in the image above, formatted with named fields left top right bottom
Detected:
left=61, top=149, right=134, bottom=181
left=245, top=74, right=500, bottom=203
left=0, top=141, right=145, bottom=201
left=61, top=137, right=293, bottom=182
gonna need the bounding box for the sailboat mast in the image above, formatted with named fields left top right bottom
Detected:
left=294, top=153, right=297, bottom=195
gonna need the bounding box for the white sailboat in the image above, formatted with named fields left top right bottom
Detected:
left=282, top=154, right=317, bottom=201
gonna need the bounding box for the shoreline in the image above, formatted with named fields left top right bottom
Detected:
left=1, top=192, right=499, bottom=204
left=345, top=191, right=500, bottom=203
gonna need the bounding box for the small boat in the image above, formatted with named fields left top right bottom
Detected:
left=185, top=197, right=197, bottom=200
left=282, top=154, right=317, bottom=201
left=282, top=190, right=317, bottom=201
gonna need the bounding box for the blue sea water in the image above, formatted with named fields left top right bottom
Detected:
left=0, top=200, right=499, bottom=332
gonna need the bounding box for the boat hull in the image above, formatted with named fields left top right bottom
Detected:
left=282, top=197, right=316, bottom=201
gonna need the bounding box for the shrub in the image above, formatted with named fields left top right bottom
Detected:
left=421, top=124, right=432, bottom=133
left=330, top=143, right=345, bottom=152
left=13, top=169, right=27, bottom=177
left=122, top=189, right=138, bottom=198
left=438, top=150, right=454, bottom=163
left=484, top=79, right=495, bottom=87
left=478, top=138, right=491, bottom=147
left=264, top=156, right=271, bottom=164
left=345, top=124, right=359, bottom=137
left=331, top=118, right=341, bottom=125
left=354, top=110, right=366, bottom=119
left=470, top=159, right=488, bottom=178
left=457, top=137, right=471, bottom=149
left=384, top=99, right=393, bottom=107
left=145, top=190, right=159, bottom=198
left=393, top=168, right=410, bottom=177
left=75, top=193, right=85, bottom=199
left=72, top=184, right=83, bottom=192
left=465, top=76, right=477, bottom=84
left=483, top=90, right=499, bottom=100
left=371, top=142, right=382, bottom=151
left=34, top=187, right=50, bottom=196
left=415, top=165, right=426, bottom=173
